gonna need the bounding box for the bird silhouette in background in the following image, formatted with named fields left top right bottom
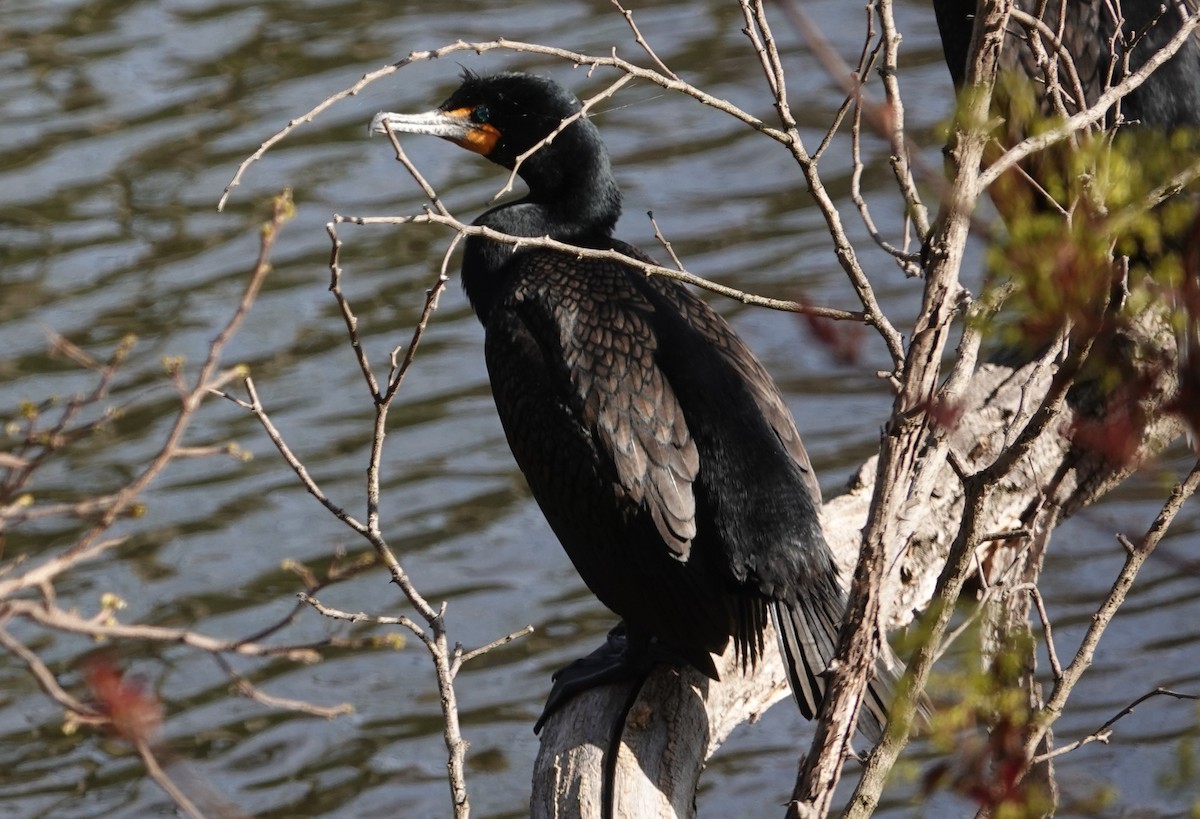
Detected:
left=372, top=71, right=901, bottom=740
left=933, top=1, right=1200, bottom=445
left=932, top=1, right=1200, bottom=128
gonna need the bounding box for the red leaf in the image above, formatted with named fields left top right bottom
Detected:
left=796, top=295, right=864, bottom=366
left=83, top=654, right=162, bottom=744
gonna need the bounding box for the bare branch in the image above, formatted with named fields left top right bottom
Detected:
left=382, top=263, right=452, bottom=402
left=134, top=741, right=208, bottom=819
left=298, top=591, right=426, bottom=635
left=221, top=377, right=368, bottom=535
left=1025, top=583, right=1063, bottom=680
left=218, top=37, right=795, bottom=215
left=454, top=624, right=535, bottom=671
left=215, top=655, right=354, bottom=719
left=336, top=212, right=866, bottom=322
left=611, top=0, right=678, bottom=79
left=1032, top=687, right=1200, bottom=764
left=0, top=623, right=100, bottom=718
left=325, top=221, right=382, bottom=399
left=6, top=599, right=337, bottom=659
left=1023, top=457, right=1200, bottom=764
left=647, top=211, right=685, bottom=271
left=376, top=132, right=452, bottom=217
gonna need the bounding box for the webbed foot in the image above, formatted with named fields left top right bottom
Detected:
left=534, top=623, right=644, bottom=734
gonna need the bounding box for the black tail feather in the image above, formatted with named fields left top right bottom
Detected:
left=771, top=595, right=904, bottom=744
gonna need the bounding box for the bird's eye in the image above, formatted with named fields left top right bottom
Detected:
left=470, top=105, right=490, bottom=124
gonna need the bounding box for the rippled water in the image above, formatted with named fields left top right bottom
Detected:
left=2, top=0, right=1198, bottom=816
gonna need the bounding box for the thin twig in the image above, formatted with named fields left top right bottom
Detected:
left=215, top=654, right=354, bottom=719
left=324, top=220, right=382, bottom=399
left=377, top=132, right=452, bottom=217
left=298, top=591, right=426, bottom=636
left=383, top=261, right=453, bottom=402
left=135, top=740, right=207, bottom=819
left=454, top=624, right=535, bottom=671
left=647, top=212, right=685, bottom=271
left=1023, top=458, right=1200, bottom=763
left=217, top=377, right=369, bottom=536
left=0, top=623, right=100, bottom=717
left=5, top=599, right=346, bottom=658
left=611, top=0, right=677, bottom=79
left=813, top=5, right=877, bottom=163
left=1024, top=584, right=1063, bottom=680
left=872, top=0, right=931, bottom=239
left=1031, top=687, right=1200, bottom=764
left=336, top=212, right=866, bottom=321
left=4, top=334, right=132, bottom=500
left=235, top=554, right=379, bottom=647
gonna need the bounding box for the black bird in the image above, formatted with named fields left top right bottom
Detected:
left=372, top=71, right=895, bottom=739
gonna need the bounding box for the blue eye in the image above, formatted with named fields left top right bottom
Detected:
left=470, top=105, right=490, bottom=124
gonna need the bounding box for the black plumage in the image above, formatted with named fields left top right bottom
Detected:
left=372, top=71, right=894, bottom=738
left=932, top=0, right=1200, bottom=127
left=932, top=2, right=1200, bottom=380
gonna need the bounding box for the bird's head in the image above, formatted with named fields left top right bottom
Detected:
left=371, top=71, right=587, bottom=172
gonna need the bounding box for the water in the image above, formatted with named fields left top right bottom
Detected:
left=2, top=0, right=1197, bottom=816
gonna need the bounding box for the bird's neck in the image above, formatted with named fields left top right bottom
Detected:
left=513, top=142, right=623, bottom=238
left=463, top=149, right=622, bottom=324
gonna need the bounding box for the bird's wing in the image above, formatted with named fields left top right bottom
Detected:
left=616, top=243, right=824, bottom=508
left=503, top=251, right=701, bottom=561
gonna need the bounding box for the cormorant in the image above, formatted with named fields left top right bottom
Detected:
left=372, top=71, right=895, bottom=739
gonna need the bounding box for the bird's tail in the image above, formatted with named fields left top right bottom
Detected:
left=771, top=593, right=909, bottom=744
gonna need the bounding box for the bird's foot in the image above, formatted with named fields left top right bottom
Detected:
left=534, top=623, right=660, bottom=734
